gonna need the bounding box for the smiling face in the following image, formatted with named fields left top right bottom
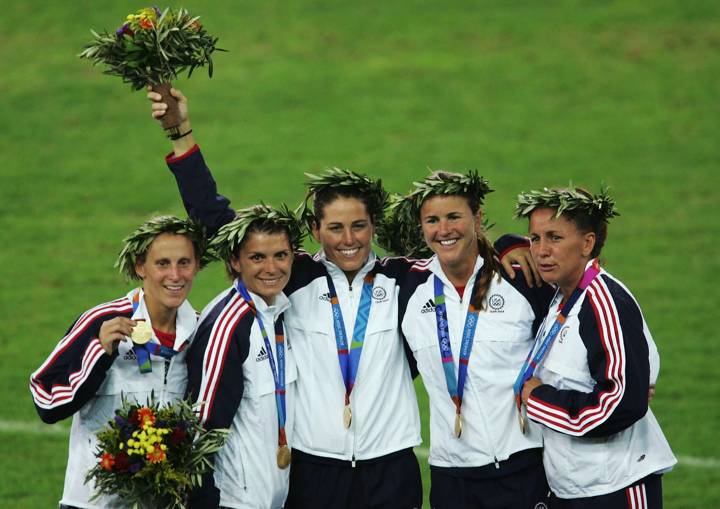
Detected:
left=528, top=207, right=596, bottom=297
left=230, top=231, right=293, bottom=305
left=312, top=196, right=374, bottom=280
left=420, top=195, right=481, bottom=284
left=135, top=233, right=199, bottom=317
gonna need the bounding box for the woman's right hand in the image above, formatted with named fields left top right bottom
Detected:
left=98, top=317, right=136, bottom=355
left=147, top=86, right=195, bottom=154
left=147, top=86, right=190, bottom=127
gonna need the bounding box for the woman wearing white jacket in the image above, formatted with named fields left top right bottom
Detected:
left=185, top=205, right=304, bottom=508
left=383, top=172, right=555, bottom=509
left=30, top=216, right=209, bottom=509
left=516, top=186, right=676, bottom=508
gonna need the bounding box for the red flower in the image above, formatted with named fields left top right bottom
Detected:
left=169, top=427, right=187, bottom=447
left=146, top=444, right=166, bottom=463
left=139, top=18, right=154, bottom=30
left=128, top=409, right=140, bottom=425
left=136, top=407, right=156, bottom=428
left=114, top=451, right=130, bottom=471
left=100, top=453, right=115, bottom=471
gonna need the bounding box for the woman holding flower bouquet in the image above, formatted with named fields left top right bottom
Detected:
left=184, top=205, right=302, bottom=508
left=30, top=216, right=210, bottom=508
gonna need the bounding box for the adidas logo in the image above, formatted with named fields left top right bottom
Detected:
left=319, top=292, right=331, bottom=302
left=256, top=346, right=269, bottom=362
left=421, top=299, right=436, bottom=314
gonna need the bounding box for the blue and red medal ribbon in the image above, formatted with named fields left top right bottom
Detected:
left=326, top=272, right=375, bottom=410
left=513, top=260, right=601, bottom=411
left=235, top=281, right=288, bottom=447
left=433, top=275, right=480, bottom=420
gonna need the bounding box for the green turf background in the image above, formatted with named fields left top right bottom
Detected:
left=1, top=1, right=718, bottom=507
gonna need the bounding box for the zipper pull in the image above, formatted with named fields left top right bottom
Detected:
left=494, top=456, right=500, bottom=469
left=351, top=455, right=356, bottom=468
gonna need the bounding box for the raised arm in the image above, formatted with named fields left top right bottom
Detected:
left=147, top=87, right=235, bottom=236
left=148, top=86, right=196, bottom=157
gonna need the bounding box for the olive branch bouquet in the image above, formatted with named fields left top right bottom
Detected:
left=79, top=6, right=224, bottom=130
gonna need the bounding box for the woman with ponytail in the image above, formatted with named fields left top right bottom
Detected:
left=383, top=171, right=555, bottom=509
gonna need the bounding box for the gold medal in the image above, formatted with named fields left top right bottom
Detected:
left=454, top=413, right=462, bottom=438
left=276, top=444, right=291, bottom=469
left=517, top=406, right=526, bottom=434
left=343, top=404, right=352, bottom=429
left=131, top=321, right=153, bottom=345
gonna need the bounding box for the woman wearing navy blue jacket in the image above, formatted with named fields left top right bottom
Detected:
left=516, top=186, right=676, bottom=508
left=185, top=205, right=304, bottom=508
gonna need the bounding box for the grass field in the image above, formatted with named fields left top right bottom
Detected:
left=1, top=0, right=719, bottom=507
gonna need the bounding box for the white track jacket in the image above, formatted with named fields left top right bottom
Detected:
left=399, top=256, right=554, bottom=468
left=187, top=286, right=296, bottom=508
left=30, top=289, right=196, bottom=509
left=527, top=262, right=676, bottom=498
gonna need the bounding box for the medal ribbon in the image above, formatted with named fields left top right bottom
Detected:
left=235, top=281, right=288, bottom=447
left=512, top=259, right=601, bottom=410
left=131, top=290, right=186, bottom=374
left=433, top=275, right=480, bottom=417
left=326, top=272, right=375, bottom=407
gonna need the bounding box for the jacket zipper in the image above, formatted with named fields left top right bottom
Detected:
left=348, top=280, right=358, bottom=468
left=161, top=358, right=171, bottom=401
left=239, top=451, right=247, bottom=490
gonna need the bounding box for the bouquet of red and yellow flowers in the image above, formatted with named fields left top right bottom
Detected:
left=86, top=397, right=227, bottom=509
left=79, top=6, right=224, bottom=129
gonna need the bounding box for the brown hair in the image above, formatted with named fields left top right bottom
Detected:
left=561, top=188, right=609, bottom=259
left=312, top=186, right=384, bottom=227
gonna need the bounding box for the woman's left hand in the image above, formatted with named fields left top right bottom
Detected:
left=500, top=246, right=542, bottom=287
left=522, top=377, right=543, bottom=404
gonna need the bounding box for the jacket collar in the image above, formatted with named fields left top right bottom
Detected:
left=314, top=249, right=378, bottom=287
left=428, top=255, right=486, bottom=297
